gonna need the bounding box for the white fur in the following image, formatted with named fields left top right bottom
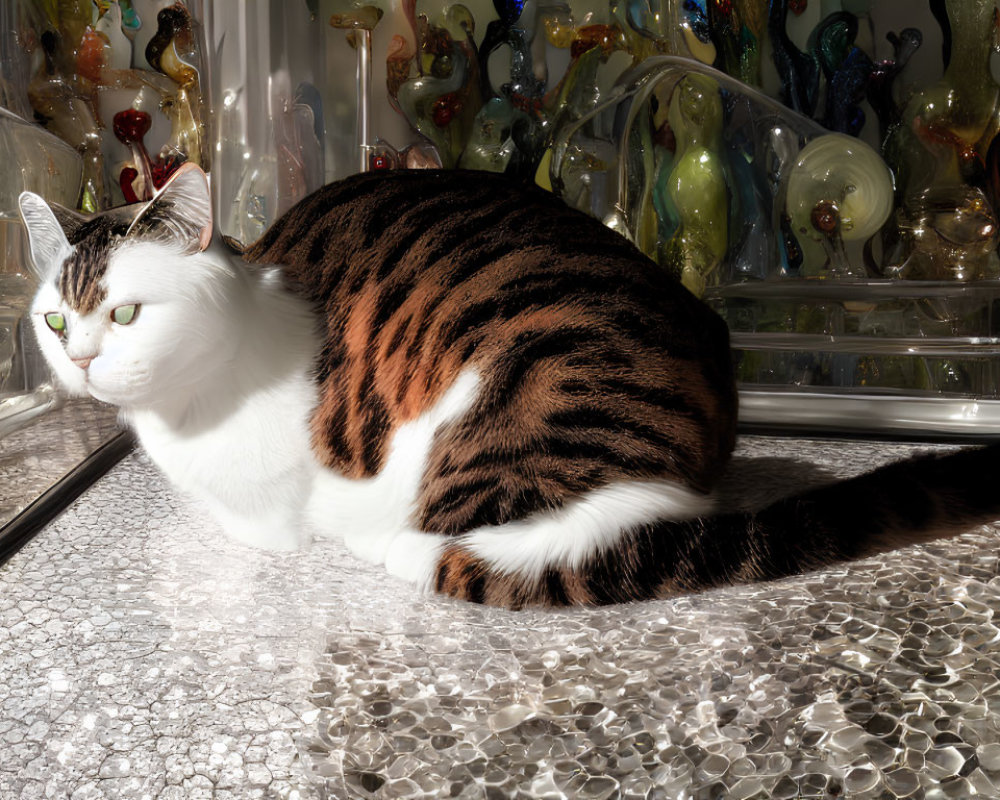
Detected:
left=121, top=244, right=320, bottom=550
left=384, top=530, right=447, bottom=592
left=23, top=220, right=318, bottom=550
left=18, top=193, right=73, bottom=278
left=305, top=370, right=480, bottom=562
left=461, top=480, right=712, bottom=580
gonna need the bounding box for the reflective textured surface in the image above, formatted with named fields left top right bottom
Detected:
left=0, top=398, right=121, bottom=528
left=3, top=435, right=1000, bottom=798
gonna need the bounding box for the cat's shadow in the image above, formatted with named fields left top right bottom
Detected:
left=713, top=456, right=838, bottom=513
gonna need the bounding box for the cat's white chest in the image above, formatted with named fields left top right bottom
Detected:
left=130, top=369, right=319, bottom=549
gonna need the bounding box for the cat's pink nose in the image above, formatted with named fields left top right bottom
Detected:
left=71, top=356, right=94, bottom=371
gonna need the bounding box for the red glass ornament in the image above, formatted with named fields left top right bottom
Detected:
left=119, top=167, right=140, bottom=203
left=151, top=154, right=182, bottom=188
left=432, top=93, right=463, bottom=128
left=77, top=27, right=108, bottom=84
left=113, top=109, right=156, bottom=201
left=113, top=109, right=152, bottom=144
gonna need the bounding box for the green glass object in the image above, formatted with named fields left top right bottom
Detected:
left=661, top=73, right=727, bottom=297
left=547, top=36, right=618, bottom=128
left=389, top=2, right=484, bottom=170
left=396, top=34, right=478, bottom=168
left=854, top=355, right=932, bottom=392
left=533, top=43, right=617, bottom=186
left=734, top=0, right=765, bottom=87
left=651, top=137, right=679, bottom=263
left=899, top=0, right=1000, bottom=194
left=708, top=0, right=765, bottom=87
left=458, top=97, right=516, bottom=171
left=784, top=132, right=893, bottom=278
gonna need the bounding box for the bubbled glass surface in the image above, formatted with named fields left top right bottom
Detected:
left=1, top=436, right=999, bottom=799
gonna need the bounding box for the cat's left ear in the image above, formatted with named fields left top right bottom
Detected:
left=18, top=192, right=73, bottom=280
left=127, top=162, right=213, bottom=253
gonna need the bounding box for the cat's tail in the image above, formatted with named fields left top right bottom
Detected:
left=433, top=443, right=1000, bottom=607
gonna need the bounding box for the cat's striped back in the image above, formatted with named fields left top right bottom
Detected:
left=244, top=169, right=1000, bottom=608
left=245, top=168, right=737, bottom=516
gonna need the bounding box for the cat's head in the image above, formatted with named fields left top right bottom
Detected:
left=18, top=163, right=234, bottom=409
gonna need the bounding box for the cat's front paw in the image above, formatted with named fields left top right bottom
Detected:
left=342, top=528, right=397, bottom=564
left=210, top=505, right=307, bottom=551
left=342, top=528, right=447, bottom=593
left=230, top=525, right=305, bottom=551
left=383, top=531, right=448, bottom=593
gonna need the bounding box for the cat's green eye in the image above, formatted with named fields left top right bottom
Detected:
left=111, top=304, right=140, bottom=326
left=44, top=312, right=66, bottom=334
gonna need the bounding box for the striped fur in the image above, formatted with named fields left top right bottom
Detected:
left=56, top=217, right=122, bottom=313
left=242, top=169, right=1000, bottom=607
left=245, top=169, right=738, bottom=504
left=434, top=442, right=1000, bottom=607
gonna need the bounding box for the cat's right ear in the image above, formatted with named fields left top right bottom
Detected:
left=18, top=193, right=73, bottom=281
left=127, top=162, right=213, bottom=253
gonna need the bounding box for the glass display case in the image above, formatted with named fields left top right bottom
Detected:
left=4, top=0, right=1000, bottom=454
left=549, top=50, right=1000, bottom=437
left=212, top=0, right=1000, bottom=438
left=0, top=0, right=211, bottom=538
left=0, top=108, right=81, bottom=438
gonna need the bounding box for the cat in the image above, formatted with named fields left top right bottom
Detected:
left=18, top=163, right=1000, bottom=607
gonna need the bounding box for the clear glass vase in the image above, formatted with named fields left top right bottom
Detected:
left=0, top=108, right=82, bottom=437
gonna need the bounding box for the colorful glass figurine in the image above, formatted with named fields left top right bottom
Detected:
left=785, top=133, right=893, bottom=278
left=678, top=0, right=716, bottom=64
left=28, top=30, right=108, bottom=211
left=129, top=0, right=175, bottom=68
left=145, top=2, right=205, bottom=168
left=395, top=26, right=480, bottom=168
left=890, top=0, right=1000, bottom=279
left=382, top=0, right=485, bottom=169
left=458, top=97, right=517, bottom=171
left=768, top=0, right=820, bottom=117
left=892, top=186, right=999, bottom=281
left=113, top=108, right=156, bottom=201
left=867, top=27, right=922, bottom=145
left=475, top=0, right=547, bottom=175
left=812, top=11, right=873, bottom=136
left=661, top=73, right=728, bottom=296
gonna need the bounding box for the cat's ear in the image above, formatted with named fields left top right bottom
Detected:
left=18, top=192, right=74, bottom=280
left=127, top=162, right=213, bottom=253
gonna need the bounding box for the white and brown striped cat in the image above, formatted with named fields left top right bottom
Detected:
left=18, top=163, right=1000, bottom=607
